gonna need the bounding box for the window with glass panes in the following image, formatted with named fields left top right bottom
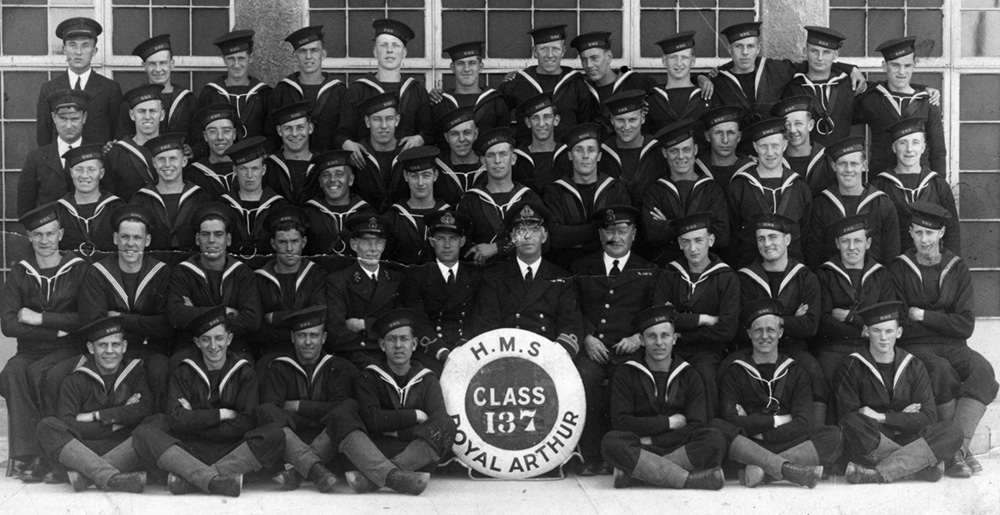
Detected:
left=0, top=0, right=231, bottom=277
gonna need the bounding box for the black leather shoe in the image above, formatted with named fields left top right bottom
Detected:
left=595, top=461, right=613, bottom=476
left=385, top=469, right=429, bottom=495
left=307, top=463, right=339, bottom=493
left=684, top=467, right=725, bottom=490
left=271, top=469, right=303, bottom=491
left=845, top=462, right=882, bottom=484
left=781, top=462, right=823, bottom=488
left=106, top=471, right=146, bottom=493
left=8, top=458, right=29, bottom=478
left=207, top=474, right=242, bottom=497
left=19, top=456, right=50, bottom=483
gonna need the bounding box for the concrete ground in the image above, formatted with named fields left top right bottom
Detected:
left=0, top=451, right=998, bottom=515
left=2, top=322, right=1000, bottom=514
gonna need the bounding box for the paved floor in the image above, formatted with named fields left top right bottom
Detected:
left=1, top=448, right=998, bottom=515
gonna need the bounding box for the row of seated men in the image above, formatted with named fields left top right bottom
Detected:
left=2, top=187, right=995, bottom=491
left=20, top=16, right=952, bottom=272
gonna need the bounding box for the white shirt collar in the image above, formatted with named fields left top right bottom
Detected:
left=603, top=252, right=630, bottom=275
left=436, top=260, right=458, bottom=282
left=67, top=68, right=93, bottom=90
left=57, top=137, right=82, bottom=166
left=360, top=263, right=379, bottom=280
left=516, top=257, right=541, bottom=279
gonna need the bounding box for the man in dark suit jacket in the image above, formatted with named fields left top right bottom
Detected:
left=474, top=200, right=584, bottom=356
left=324, top=214, right=401, bottom=369
left=570, top=205, right=658, bottom=476
left=35, top=17, right=122, bottom=147
left=18, top=90, right=91, bottom=216
left=400, top=210, right=481, bottom=376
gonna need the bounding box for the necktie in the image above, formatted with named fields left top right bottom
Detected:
left=447, top=269, right=455, bottom=286
left=610, top=259, right=621, bottom=277
left=74, top=76, right=82, bottom=91
left=370, top=273, right=378, bottom=285
left=524, top=266, right=533, bottom=283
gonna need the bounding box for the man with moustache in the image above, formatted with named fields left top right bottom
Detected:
left=301, top=150, right=375, bottom=260
left=19, top=90, right=92, bottom=215
left=324, top=214, right=401, bottom=369
left=544, top=123, right=631, bottom=268
left=653, top=212, right=740, bottom=420
left=401, top=210, right=481, bottom=376
left=1, top=204, right=87, bottom=481
left=166, top=203, right=262, bottom=362
left=269, top=25, right=351, bottom=154
left=641, top=119, right=730, bottom=265
left=433, top=107, right=485, bottom=206
left=458, top=128, right=542, bottom=267
left=187, top=104, right=241, bottom=198
left=131, top=133, right=212, bottom=255
left=474, top=201, right=584, bottom=357
left=814, top=215, right=897, bottom=390
left=727, top=118, right=812, bottom=268
left=36, top=17, right=121, bottom=147
left=571, top=206, right=658, bottom=476
left=498, top=24, right=597, bottom=144
left=120, top=35, right=195, bottom=141
left=804, top=137, right=900, bottom=267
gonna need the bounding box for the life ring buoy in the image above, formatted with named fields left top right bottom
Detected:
left=441, top=328, right=586, bottom=479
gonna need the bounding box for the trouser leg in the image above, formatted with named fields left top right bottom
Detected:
left=391, top=439, right=440, bottom=472
left=574, top=355, right=611, bottom=463
left=875, top=438, right=938, bottom=483
left=1, top=355, right=43, bottom=459
left=282, top=427, right=321, bottom=477
left=339, top=430, right=396, bottom=487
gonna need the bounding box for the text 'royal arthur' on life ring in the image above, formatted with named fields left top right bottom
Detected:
left=440, top=328, right=586, bottom=479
